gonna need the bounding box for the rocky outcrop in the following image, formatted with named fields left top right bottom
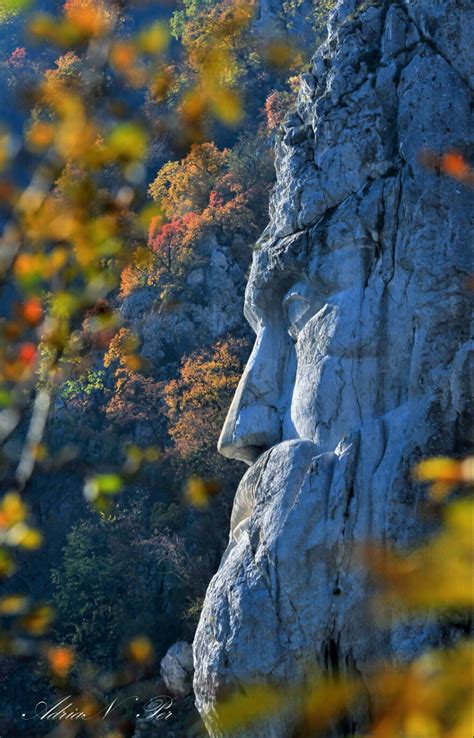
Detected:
left=194, top=1, right=473, bottom=735
left=253, top=0, right=316, bottom=49
left=160, top=641, right=194, bottom=698
left=120, top=237, right=248, bottom=369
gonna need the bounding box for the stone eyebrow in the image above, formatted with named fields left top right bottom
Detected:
left=265, top=229, right=312, bottom=277
left=243, top=230, right=316, bottom=332
left=249, top=229, right=313, bottom=297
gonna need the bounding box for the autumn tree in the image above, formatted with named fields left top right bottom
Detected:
left=149, top=142, right=229, bottom=218
left=164, top=337, right=248, bottom=458
left=105, top=370, right=166, bottom=441
left=170, top=0, right=255, bottom=130
left=117, top=134, right=274, bottom=299
left=148, top=212, right=199, bottom=278
left=0, top=0, right=259, bottom=714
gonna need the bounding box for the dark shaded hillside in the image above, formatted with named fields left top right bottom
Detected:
left=0, top=1, right=333, bottom=735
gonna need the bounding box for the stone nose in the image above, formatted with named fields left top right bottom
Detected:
left=217, top=326, right=283, bottom=465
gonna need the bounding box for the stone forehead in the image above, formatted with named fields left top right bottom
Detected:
left=247, top=182, right=375, bottom=301
left=247, top=230, right=313, bottom=297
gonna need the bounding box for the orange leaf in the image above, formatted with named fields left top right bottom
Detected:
left=126, top=635, right=154, bottom=665
left=440, top=152, right=470, bottom=180
left=21, top=298, right=43, bottom=326
left=47, top=646, right=75, bottom=677
left=18, top=342, right=37, bottom=365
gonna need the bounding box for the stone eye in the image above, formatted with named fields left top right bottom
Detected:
left=284, top=292, right=312, bottom=341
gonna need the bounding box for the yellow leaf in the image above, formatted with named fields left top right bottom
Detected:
left=1, top=492, right=26, bottom=526
left=137, top=21, right=169, bottom=55
left=22, top=528, right=43, bottom=550
left=47, top=213, right=78, bottom=241
left=303, top=677, right=359, bottom=730
left=368, top=498, right=473, bottom=612
left=123, top=355, right=141, bottom=372
left=0, top=0, right=30, bottom=21
left=26, top=121, right=56, bottom=151
left=51, top=292, right=80, bottom=319
left=210, top=88, right=242, bottom=125
left=180, top=90, right=206, bottom=123
left=184, top=477, right=220, bottom=508
left=368, top=641, right=474, bottom=738
left=444, top=498, right=473, bottom=541
left=137, top=204, right=163, bottom=235
left=0, top=130, right=12, bottom=169
left=213, top=684, right=285, bottom=733
left=84, top=473, right=123, bottom=504
left=265, top=40, right=295, bottom=68
left=415, top=457, right=463, bottom=484
left=127, top=635, right=154, bottom=665
left=106, top=124, right=148, bottom=163
left=48, top=247, right=69, bottom=274
left=21, top=605, right=55, bottom=635
left=149, top=69, right=173, bottom=102
left=111, top=41, right=136, bottom=70
left=0, top=594, right=29, bottom=615
left=403, top=711, right=440, bottom=738
left=7, top=523, right=43, bottom=550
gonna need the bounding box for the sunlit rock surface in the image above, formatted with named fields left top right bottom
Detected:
left=194, top=0, right=473, bottom=735
left=160, top=641, right=194, bottom=698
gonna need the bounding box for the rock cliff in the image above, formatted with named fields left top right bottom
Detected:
left=193, top=1, right=473, bottom=735
left=120, top=236, right=248, bottom=372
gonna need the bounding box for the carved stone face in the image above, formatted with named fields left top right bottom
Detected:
left=218, top=213, right=378, bottom=467
left=194, top=0, right=472, bottom=733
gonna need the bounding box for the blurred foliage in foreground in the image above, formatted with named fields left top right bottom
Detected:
left=0, top=0, right=472, bottom=736
left=0, top=0, right=321, bottom=733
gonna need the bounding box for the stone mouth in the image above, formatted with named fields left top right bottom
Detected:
left=229, top=438, right=318, bottom=544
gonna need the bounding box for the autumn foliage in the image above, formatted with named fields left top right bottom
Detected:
left=149, top=142, right=228, bottom=218
left=63, top=0, right=114, bottom=37
left=0, top=1, right=471, bottom=737
left=265, top=89, right=294, bottom=131
left=118, top=136, right=272, bottom=297
left=164, top=337, right=247, bottom=457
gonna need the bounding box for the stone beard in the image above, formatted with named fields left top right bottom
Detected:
left=193, top=0, right=473, bottom=736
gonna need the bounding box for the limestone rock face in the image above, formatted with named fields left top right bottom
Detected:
left=253, top=0, right=315, bottom=49
left=193, top=1, right=473, bottom=735
left=160, top=641, right=195, bottom=698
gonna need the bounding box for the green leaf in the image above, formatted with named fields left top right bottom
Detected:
left=0, top=0, right=31, bottom=21
left=106, top=124, right=148, bottom=163
left=96, top=474, right=123, bottom=494
left=84, top=474, right=123, bottom=503
left=0, top=390, right=12, bottom=408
